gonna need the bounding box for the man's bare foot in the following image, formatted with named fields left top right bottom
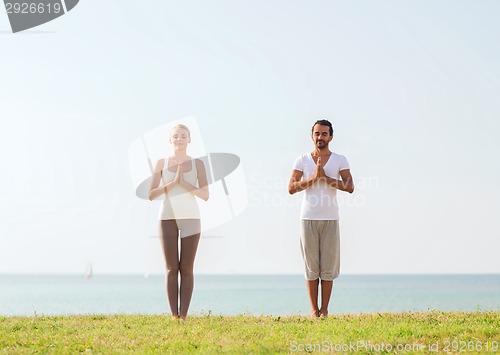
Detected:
left=311, top=310, right=320, bottom=318
left=179, top=315, right=187, bottom=321
left=171, top=315, right=179, bottom=320
left=319, top=309, right=328, bottom=318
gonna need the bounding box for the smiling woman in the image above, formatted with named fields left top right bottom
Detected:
left=148, top=124, right=209, bottom=321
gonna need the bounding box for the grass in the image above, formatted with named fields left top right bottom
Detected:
left=0, top=311, right=499, bottom=353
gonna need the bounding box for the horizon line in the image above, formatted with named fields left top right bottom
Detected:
left=1, top=272, right=499, bottom=276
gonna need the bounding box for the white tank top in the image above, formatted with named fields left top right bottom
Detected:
left=159, top=158, right=200, bottom=220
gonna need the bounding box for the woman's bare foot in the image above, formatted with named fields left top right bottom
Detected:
left=171, top=315, right=179, bottom=320
left=319, top=309, right=328, bottom=318
left=179, top=315, right=187, bottom=321
left=311, top=309, right=320, bottom=318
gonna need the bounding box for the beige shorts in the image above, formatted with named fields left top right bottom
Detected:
left=300, top=220, right=340, bottom=281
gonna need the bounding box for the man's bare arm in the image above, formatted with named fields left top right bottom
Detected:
left=288, top=170, right=315, bottom=195
left=324, top=169, right=354, bottom=194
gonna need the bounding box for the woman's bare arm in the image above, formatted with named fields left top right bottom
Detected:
left=178, top=159, right=209, bottom=201
left=148, top=159, right=180, bottom=200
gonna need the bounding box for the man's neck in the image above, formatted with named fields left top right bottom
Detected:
left=311, top=148, right=332, bottom=157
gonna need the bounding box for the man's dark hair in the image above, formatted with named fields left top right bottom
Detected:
left=311, top=119, right=333, bottom=136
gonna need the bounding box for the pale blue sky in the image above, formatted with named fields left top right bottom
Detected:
left=1, top=0, right=499, bottom=275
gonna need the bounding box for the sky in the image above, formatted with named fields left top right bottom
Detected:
left=1, top=0, right=499, bottom=275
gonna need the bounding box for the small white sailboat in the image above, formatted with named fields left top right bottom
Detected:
left=83, top=262, right=93, bottom=280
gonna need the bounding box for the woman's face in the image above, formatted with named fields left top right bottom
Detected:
left=169, top=128, right=190, bottom=149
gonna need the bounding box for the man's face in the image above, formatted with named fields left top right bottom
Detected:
left=311, top=124, right=333, bottom=149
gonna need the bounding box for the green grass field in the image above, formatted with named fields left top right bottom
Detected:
left=1, top=311, right=499, bottom=354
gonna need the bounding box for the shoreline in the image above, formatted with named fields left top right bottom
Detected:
left=2, top=309, right=500, bottom=318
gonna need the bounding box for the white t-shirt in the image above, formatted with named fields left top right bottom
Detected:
left=292, top=152, right=350, bottom=220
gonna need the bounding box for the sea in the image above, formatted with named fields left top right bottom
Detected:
left=1, top=274, right=499, bottom=316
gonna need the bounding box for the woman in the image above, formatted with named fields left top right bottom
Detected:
left=148, top=124, right=209, bottom=320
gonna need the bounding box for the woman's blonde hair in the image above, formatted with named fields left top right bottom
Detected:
left=170, top=124, right=191, bottom=137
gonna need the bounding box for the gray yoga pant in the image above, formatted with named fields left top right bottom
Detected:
left=159, top=219, right=201, bottom=316
left=300, top=219, right=340, bottom=281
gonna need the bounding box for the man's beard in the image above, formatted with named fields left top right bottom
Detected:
left=316, top=140, right=327, bottom=148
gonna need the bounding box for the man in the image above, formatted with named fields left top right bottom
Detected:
left=288, top=119, right=354, bottom=318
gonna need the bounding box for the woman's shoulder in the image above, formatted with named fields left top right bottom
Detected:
left=154, top=158, right=166, bottom=169
left=194, top=158, right=205, bottom=169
